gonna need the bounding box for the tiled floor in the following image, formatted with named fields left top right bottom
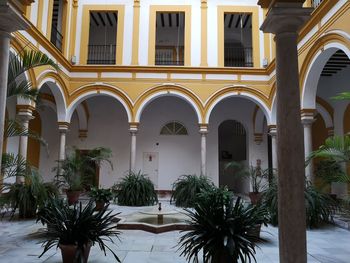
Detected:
left=1, top=204, right=350, bottom=263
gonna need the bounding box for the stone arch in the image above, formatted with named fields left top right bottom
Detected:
left=301, top=32, right=350, bottom=109
left=66, top=84, right=133, bottom=123
left=315, top=97, right=334, bottom=129
left=343, top=104, right=350, bottom=135
left=134, top=84, right=203, bottom=123
left=253, top=106, right=266, bottom=134
left=38, top=73, right=68, bottom=121
left=204, top=86, right=271, bottom=124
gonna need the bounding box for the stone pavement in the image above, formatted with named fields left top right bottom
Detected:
left=0, top=204, right=350, bottom=263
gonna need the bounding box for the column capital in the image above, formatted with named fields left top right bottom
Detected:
left=326, top=127, right=334, bottom=137
left=0, top=1, right=30, bottom=32
left=268, top=125, right=277, bottom=136
left=129, top=122, right=139, bottom=133
left=199, top=124, right=208, bottom=134
left=78, top=129, right=88, bottom=139
left=133, top=0, right=140, bottom=7
left=260, top=4, right=312, bottom=35
left=58, top=122, right=69, bottom=132
left=301, top=109, right=316, bottom=125
left=201, top=0, right=207, bottom=7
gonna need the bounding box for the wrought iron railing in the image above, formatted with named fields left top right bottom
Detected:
left=50, top=25, right=63, bottom=51
left=224, top=47, right=253, bottom=67
left=311, top=0, right=323, bottom=8
left=155, top=46, right=184, bottom=66
left=87, top=45, right=116, bottom=64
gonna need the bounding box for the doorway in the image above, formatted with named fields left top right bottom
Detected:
left=143, top=152, right=159, bottom=189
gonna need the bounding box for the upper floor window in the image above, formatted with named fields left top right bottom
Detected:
left=87, top=11, right=118, bottom=65
left=160, top=121, right=188, bottom=135
left=50, top=0, right=64, bottom=51
left=155, top=12, right=185, bottom=66
left=224, top=13, right=253, bottom=67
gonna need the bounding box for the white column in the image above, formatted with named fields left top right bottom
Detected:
left=16, top=107, right=34, bottom=183
left=58, top=122, right=69, bottom=161
left=269, top=126, right=278, bottom=171
left=301, top=112, right=315, bottom=183
left=199, top=125, right=208, bottom=176
left=0, top=0, right=31, bottom=175
left=261, top=3, right=312, bottom=263
left=129, top=123, right=139, bottom=172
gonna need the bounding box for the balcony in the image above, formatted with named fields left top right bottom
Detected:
left=50, top=25, right=63, bottom=51
left=155, top=46, right=184, bottom=66
left=87, top=44, right=116, bottom=65
left=224, top=47, right=253, bottom=67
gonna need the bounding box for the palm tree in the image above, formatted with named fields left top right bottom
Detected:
left=1, top=49, right=58, bottom=180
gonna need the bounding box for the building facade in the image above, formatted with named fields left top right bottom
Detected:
left=3, top=0, right=350, bottom=192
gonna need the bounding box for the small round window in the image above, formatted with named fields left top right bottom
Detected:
left=160, top=121, right=188, bottom=135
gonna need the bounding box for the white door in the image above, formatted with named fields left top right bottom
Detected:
left=143, top=152, right=159, bottom=188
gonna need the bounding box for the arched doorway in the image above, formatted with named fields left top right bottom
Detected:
left=218, top=120, right=247, bottom=193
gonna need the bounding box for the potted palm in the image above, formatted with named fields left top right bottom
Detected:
left=178, top=187, right=265, bottom=263
left=37, top=198, right=121, bottom=263
left=55, top=147, right=113, bottom=205
left=225, top=160, right=270, bottom=204
left=89, top=187, right=113, bottom=211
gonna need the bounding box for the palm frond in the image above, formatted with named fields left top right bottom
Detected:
left=1, top=153, right=28, bottom=179
left=7, top=79, right=39, bottom=101
left=331, top=92, right=350, bottom=101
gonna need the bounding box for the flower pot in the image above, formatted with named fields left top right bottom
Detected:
left=95, top=201, right=106, bottom=211
left=66, top=191, right=81, bottom=205
left=59, top=243, right=91, bottom=263
left=247, top=224, right=262, bottom=239
left=248, top=192, right=262, bottom=205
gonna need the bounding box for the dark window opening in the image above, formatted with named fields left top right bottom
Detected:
left=50, top=0, right=64, bottom=51
left=155, top=12, right=185, bottom=66
left=87, top=11, right=118, bottom=65
left=224, top=13, right=253, bottom=67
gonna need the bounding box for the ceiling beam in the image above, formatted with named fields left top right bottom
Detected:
left=106, top=12, right=113, bottom=26
left=98, top=12, right=106, bottom=26
left=90, top=12, right=99, bottom=26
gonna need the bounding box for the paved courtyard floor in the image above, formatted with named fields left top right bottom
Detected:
left=0, top=203, right=350, bottom=263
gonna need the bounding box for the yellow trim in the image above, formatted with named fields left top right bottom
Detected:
left=27, top=111, right=41, bottom=168
left=69, top=0, right=78, bottom=60
left=200, top=1, right=208, bottom=67
left=80, top=4, right=125, bottom=65
left=46, top=0, right=54, bottom=39
left=217, top=6, right=260, bottom=68
left=36, top=0, right=44, bottom=32
left=131, top=0, right=141, bottom=65
left=148, top=5, right=192, bottom=66
left=25, top=3, right=32, bottom=19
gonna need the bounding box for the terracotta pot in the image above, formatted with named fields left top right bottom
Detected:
left=248, top=192, right=262, bottom=205
left=95, top=201, right=106, bottom=211
left=247, top=224, right=262, bottom=239
left=66, top=191, right=81, bottom=205
left=59, top=243, right=91, bottom=263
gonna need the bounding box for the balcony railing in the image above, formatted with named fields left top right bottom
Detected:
left=50, top=25, right=63, bottom=51
left=224, top=47, right=253, bottom=67
left=311, top=0, right=323, bottom=8
left=155, top=46, right=184, bottom=66
left=87, top=44, right=116, bottom=65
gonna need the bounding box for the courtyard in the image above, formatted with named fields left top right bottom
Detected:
left=1, top=202, right=350, bottom=263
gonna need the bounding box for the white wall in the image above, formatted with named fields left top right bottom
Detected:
left=137, top=97, right=201, bottom=190
left=207, top=97, right=269, bottom=193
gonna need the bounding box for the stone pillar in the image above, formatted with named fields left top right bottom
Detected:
left=301, top=110, right=315, bottom=183
left=0, top=0, right=31, bottom=175
left=268, top=126, right=278, bottom=171
left=261, top=3, right=312, bottom=263
left=199, top=125, right=208, bottom=176
left=16, top=106, right=34, bottom=183
left=58, top=122, right=69, bottom=161
left=129, top=123, right=139, bottom=172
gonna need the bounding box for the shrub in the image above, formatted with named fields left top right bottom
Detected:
left=178, top=187, right=265, bottom=263
left=115, top=171, right=158, bottom=206
left=262, top=179, right=339, bottom=228
left=171, top=174, right=213, bottom=207
left=89, top=187, right=113, bottom=203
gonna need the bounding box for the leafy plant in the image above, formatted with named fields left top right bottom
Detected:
left=171, top=174, right=213, bottom=207
left=261, top=178, right=339, bottom=228
left=37, top=198, right=121, bottom=262
left=178, top=187, right=265, bottom=263
left=55, top=147, right=113, bottom=191
left=314, top=160, right=349, bottom=188
left=115, top=171, right=158, bottom=206
left=0, top=169, right=58, bottom=218
left=89, top=187, right=113, bottom=203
